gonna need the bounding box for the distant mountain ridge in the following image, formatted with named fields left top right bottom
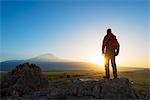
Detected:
left=0, top=53, right=99, bottom=71
left=0, top=53, right=148, bottom=71
left=27, top=53, right=65, bottom=62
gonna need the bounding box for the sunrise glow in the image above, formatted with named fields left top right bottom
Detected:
left=90, top=53, right=105, bottom=66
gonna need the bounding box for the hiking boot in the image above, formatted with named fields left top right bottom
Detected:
left=113, top=74, right=118, bottom=79
left=103, top=76, right=110, bottom=79
left=113, top=77, right=118, bottom=79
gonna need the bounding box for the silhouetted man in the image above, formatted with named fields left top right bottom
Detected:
left=102, top=29, right=120, bottom=79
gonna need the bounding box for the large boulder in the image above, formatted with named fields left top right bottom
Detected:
left=0, top=63, right=50, bottom=98
left=100, top=78, right=137, bottom=99
left=47, top=78, right=137, bottom=99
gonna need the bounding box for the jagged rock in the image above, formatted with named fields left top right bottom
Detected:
left=0, top=63, right=50, bottom=98
left=100, top=78, right=137, bottom=99
left=93, top=81, right=101, bottom=98
left=47, top=78, right=137, bottom=99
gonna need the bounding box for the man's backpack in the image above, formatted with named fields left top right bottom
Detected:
left=114, top=40, right=120, bottom=56
left=107, top=34, right=120, bottom=56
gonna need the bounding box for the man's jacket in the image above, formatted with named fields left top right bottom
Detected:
left=102, top=33, right=120, bottom=57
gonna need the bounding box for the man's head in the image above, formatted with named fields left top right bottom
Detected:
left=107, top=28, right=111, bottom=34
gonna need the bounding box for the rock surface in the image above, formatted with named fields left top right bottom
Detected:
left=0, top=63, right=138, bottom=99
left=47, top=78, right=137, bottom=99
left=0, top=63, right=50, bottom=98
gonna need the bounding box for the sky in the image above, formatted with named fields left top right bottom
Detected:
left=1, top=0, right=149, bottom=67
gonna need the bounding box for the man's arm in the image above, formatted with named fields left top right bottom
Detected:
left=102, top=37, right=106, bottom=55
left=115, top=39, right=120, bottom=56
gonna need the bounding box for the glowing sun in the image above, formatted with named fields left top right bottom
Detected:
left=90, top=53, right=105, bottom=66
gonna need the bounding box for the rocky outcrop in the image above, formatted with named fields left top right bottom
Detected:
left=0, top=63, right=50, bottom=98
left=47, top=78, right=137, bottom=99
left=0, top=63, right=138, bottom=99
left=12, top=77, right=137, bottom=99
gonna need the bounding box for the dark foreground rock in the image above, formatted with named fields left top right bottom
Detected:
left=47, top=78, right=137, bottom=99
left=0, top=63, right=50, bottom=98
left=0, top=63, right=138, bottom=99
